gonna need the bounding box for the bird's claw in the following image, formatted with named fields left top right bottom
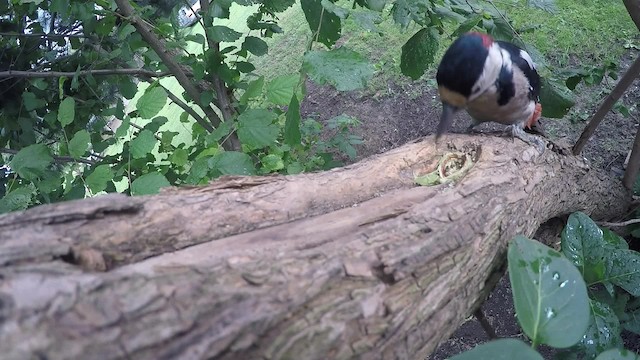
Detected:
left=509, top=125, right=546, bottom=154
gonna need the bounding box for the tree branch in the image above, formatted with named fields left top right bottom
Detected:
left=0, top=148, right=96, bottom=165
left=0, top=69, right=177, bottom=79
left=199, top=0, right=242, bottom=150
left=114, top=0, right=226, bottom=138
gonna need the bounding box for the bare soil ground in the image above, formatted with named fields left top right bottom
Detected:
left=300, top=49, right=640, bottom=359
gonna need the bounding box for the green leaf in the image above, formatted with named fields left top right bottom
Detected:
left=569, top=300, right=622, bottom=359
left=237, top=109, right=279, bottom=149
left=449, top=339, right=543, bottom=360
left=602, top=228, right=629, bottom=250
left=303, top=47, right=374, bottom=91
left=240, top=76, right=264, bottom=105
left=10, top=144, right=53, bottom=181
left=115, top=116, right=131, bottom=138
left=266, top=74, right=299, bottom=105
left=208, top=25, right=242, bottom=42
left=401, top=28, right=439, bottom=80
left=300, top=0, right=342, bottom=48
left=452, top=14, right=482, bottom=37
left=242, top=36, right=268, bottom=56
left=351, top=11, right=382, bottom=32
left=540, top=78, right=575, bottom=118
left=206, top=121, right=234, bottom=145
left=321, top=0, right=349, bottom=19
left=129, top=130, right=158, bottom=159
left=261, top=154, right=285, bottom=172
left=58, top=97, right=76, bottom=127
left=22, top=92, right=46, bottom=111
left=606, top=249, right=640, bottom=296
left=68, top=129, right=90, bottom=158
left=118, top=78, right=138, bottom=100
left=137, top=87, right=168, bottom=119
left=508, top=235, right=590, bottom=348
left=360, top=0, right=385, bottom=12
left=285, top=95, right=302, bottom=146
left=594, top=348, right=640, bottom=360
left=169, top=148, right=189, bottom=166
left=262, top=0, right=296, bottom=12
left=131, top=172, right=170, bottom=196
left=185, top=157, right=210, bottom=184
left=86, top=165, right=114, bottom=193
left=209, top=151, right=256, bottom=175
left=0, top=186, right=34, bottom=214
left=561, top=212, right=607, bottom=284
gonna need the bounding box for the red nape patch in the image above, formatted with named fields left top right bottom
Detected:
left=526, top=103, right=543, bottom=129
left=468, top=32, right=494, bottom=48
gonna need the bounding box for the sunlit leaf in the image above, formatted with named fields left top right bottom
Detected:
left=86, top=165, right=114, bottom=193
left=68, top=130, right=90, bottom=159
left=57, top=97, right=76, bottom=127
left=137, top=87, right=167, bottom=119
left=131, top=172, right=170, bottom=195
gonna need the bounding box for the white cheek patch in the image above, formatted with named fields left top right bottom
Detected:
left=469, top=44, right=503, bottom=102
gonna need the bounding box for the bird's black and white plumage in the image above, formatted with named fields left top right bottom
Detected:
left=435, top=32, right=545, bottom=151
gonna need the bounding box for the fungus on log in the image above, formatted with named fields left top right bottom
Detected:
left=0, top=135, right=630, bottom=360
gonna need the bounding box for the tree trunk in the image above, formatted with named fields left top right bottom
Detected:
left=0, top=135, right=629, bottom=360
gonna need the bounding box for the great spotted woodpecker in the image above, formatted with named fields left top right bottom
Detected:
left=435, top=32, right=545, bottom=152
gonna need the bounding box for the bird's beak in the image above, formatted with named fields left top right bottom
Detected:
left=436, top=102, right=458, bottom=142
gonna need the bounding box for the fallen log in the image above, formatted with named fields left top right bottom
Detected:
left=0, top=135, right=630, bottom=360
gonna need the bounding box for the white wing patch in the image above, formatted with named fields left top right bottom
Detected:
left=469, top=43, right=504, bottom=101
left=519, top=49, right=536, bottom=70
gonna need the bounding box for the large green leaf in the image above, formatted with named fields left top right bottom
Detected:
left=236, top=109, right=279, bottom=149
left=606, top=249, right=640, bottom=296
left=508, top=235, right=590, bottom=348
left=10, top=144, right=53, bottom=181
left=207, top=25, right=242, bottom=42
left=239, top=76, right=264, bottom=105
left=401, top=28, right=439, bottom=80
left=303, top=47, right=374, bottom=91
left=241, top=36, right=268, bottom=56
left=595, top=349, right=640, bottom=360
left=540, top=78, right=575, bottom=118
left=57, top=97, right=76, bottom=127
left=136, top=87, right=167, bottom=119
left=569, top=300, right=622, bottom=359
left=86, top=165, right=114, bottom=193
left=561, top=211, right=607, bottom=284
left=23, top=92, right=46, bottom=112
left=449, top=339, right=543, bottom=360
left=0, top=186, right=34, bottom=214
left=300, top=0, right=341, bottom=48
left=131, top=172, right=170, bottom=195
left=262, top=0, right=296, bottom=13
left=285, top=95, right=302, bottom=146
left=129, top=130, right=158, bottom=159
left=209, top=151, right=256, bottom=175
left=68, top=129, right=90, bottom=158
left=266, top=74, right=299, bottom=105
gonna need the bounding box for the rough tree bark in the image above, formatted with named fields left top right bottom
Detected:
left=0, top=135, right=630, bottom=360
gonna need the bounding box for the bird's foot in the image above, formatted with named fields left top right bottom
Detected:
left=509, top=125, right=546, bottom=154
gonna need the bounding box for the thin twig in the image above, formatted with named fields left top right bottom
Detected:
left=0, top=69, right=177, bottom=79
left=0, top=148, right=96, bottom=165
left=598, top=218, right=640, bottom=228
